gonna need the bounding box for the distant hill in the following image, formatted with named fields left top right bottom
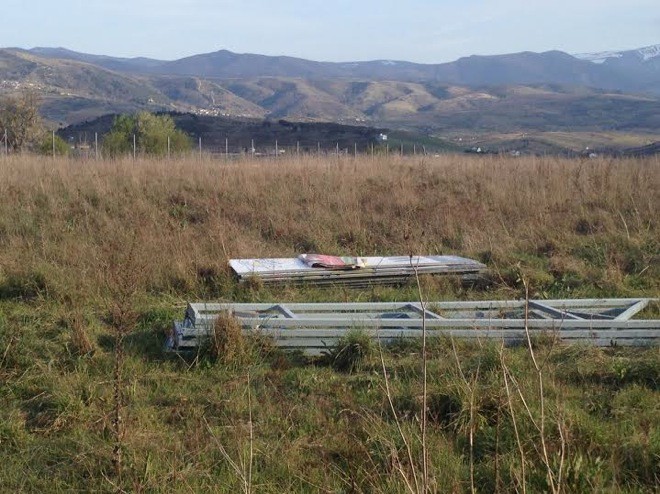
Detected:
left=1, top=45, right=659, bottom=134
left=0, top=48, right=173, bottom=123
left=57, top=112, right=458, bottom=154
left=217, top=80, right=660, bottom=132
left=27, top=47, right=166, bottom=73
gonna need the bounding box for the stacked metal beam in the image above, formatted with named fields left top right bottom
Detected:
left=229, top=255, right=486, bottom=287
left=167, top=298, right=659, bottom=353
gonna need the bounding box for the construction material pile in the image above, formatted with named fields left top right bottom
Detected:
left=229, top=254, right=486, bottom=287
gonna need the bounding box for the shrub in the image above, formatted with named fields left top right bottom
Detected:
left=37, top=133, right=69, bottom=156
left=103, top=112, right=191, bottom=157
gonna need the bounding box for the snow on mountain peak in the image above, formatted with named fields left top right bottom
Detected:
left=573, top=50, right=622, bottom=64
left=637, top=44, right=660, bottom=61
left=574, top=44, right=660, bottom=64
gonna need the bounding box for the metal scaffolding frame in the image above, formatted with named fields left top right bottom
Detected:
left=167, top=298, right=659, bottom=353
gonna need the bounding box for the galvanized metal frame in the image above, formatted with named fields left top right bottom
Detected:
left=168, top=298, right=659, bottom=353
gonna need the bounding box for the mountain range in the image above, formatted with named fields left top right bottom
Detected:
left=1, top=44, right=659, bottom=134
left=26, top=44, right=660, bottom=91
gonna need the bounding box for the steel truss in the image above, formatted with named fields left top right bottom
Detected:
left=168, top=298, right=658, bottom=353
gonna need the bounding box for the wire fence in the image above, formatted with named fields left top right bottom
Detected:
left=0, top=128, right=434, bottom=161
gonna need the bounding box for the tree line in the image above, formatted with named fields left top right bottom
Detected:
left=0, top=91, right=191, bottom=157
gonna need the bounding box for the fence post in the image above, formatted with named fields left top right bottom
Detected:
left=52, top=131, right=55, bottom=159
left=133, top=134, right=136, bottom=160
left=95, top=132, right=99, bottom=160
left=199, top=136, right=202, bottom=160
left=167, top=136, right=171, bottom=159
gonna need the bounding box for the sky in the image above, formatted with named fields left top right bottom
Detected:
left=2, top=0, right=659, bottom=63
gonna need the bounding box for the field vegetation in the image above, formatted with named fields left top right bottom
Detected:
left=0, top=153, right=658, bottom=492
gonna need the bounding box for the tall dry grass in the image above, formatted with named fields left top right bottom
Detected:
left=0, top=153, right=656, bottom=303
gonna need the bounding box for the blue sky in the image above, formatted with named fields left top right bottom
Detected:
left=3, top=0, right=659, bottom=62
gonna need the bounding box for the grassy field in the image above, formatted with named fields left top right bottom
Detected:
left=445, top=131, right=659, bottom=155
left=0, top=153, right=658, bottom=492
